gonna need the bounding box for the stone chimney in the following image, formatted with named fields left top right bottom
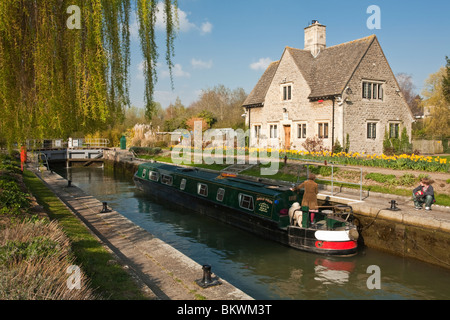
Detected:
left=304, top=20, right=326, bottom=56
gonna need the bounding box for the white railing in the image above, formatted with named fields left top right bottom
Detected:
left=26, top=138, right=110, bottom=149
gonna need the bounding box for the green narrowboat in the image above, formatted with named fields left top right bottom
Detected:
left=133, top=162, right=359, bottom=256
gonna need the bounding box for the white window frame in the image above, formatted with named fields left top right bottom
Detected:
left=180, top=178, right=186, bottom=190
left=197, top=183, right=208, bottom=197
left=161, top=174, right=173, bottom=186
left=216, top=188, right=225, bottom=202
left=239, top=193, right=254, bottom=211
left=367, top=122, right=377, bottom=140
left=297, top=123, right=307, bottom=139
left=389, top=122, right=400, bottom=139
left=317, top=122, right=329, bottom=139
left=362, top=81, right=384, bottom=101
left=281, top=84, right=292, bottom=101
left=269, top=124, right=278, bottom=139
left=254, top=125, right=261, bottom=140
left=149, top=171, right=159, bottom=182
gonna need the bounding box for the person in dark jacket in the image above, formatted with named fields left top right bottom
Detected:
left=413, top=178, right=435, bottom=211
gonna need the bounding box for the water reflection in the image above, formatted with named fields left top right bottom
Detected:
left=313, top=258, right=355, bottom=285
left=55, top=165, right=450, bottom=300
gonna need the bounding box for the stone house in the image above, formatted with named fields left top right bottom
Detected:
left=242, top=21, right=414, bottom=154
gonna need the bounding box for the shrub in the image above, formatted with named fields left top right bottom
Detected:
left=0, top=219, right=98, bottom=300
left=129, top=146, right=162, bottom=156
left=0, top=180, right=30, bottom=215
left=302, top=136, right=329, bottom=153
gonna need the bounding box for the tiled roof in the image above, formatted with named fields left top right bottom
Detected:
left=243, top=35, right=376, bottom=106
left=242, top=61, right=279, bottom=107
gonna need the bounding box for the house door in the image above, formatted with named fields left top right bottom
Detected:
left=284, top=125, right=291, bottom=150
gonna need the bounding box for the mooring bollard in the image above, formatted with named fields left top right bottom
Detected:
left=388, top=200, right=400, bottom=211
left=202, top=265, right=213, bottom=284
left=100, top=202, right=111, bottom=213
left=67, top=180, right=72, bottom=187
left=195, top=264, right=221, bottom=288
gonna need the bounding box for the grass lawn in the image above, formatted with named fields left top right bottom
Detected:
left=23, top=170, right=150, bottom=300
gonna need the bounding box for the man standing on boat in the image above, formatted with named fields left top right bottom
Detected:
left=291, top=174, right=319, bottom=215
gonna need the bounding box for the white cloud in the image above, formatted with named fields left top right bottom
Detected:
left=250, top=58, right=273, bottom=71
left=161, top=63, right=190, bottom=79
left=154, top=2, right=212, bottom=35
left=200, top=21, right=213, bottom=35
left=139, top=60, right=190, bottom=80
left=191, top=58, right=213, bottom=69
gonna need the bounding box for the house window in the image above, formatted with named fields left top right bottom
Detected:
left=149, top=171, right=159, bottom=181
left=297, top=124, right=307, bottom=139
left=367, top=123, right=377, bottom=139
left=216, top=188, right=225, bottom=202
left=161, top=174, right=173, bottom=186
left=389, top=123, right=400, bottom=139
left=363, top=81, right=384, bottom=100
left=270, top=125, right=278, bottom=139
left=180, top=178, right=186, bottom=190
left=318, top=123, right=329, bottom=139
left=239, top=194, right=254, bottom=211
left=282, top=85, right=292, bottom=101
left=254, top=125, right=261, bottom=139
left=197, top=183, right=208, bottom=197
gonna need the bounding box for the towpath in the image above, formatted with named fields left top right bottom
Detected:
left=29, top=164, right=253, bottom=300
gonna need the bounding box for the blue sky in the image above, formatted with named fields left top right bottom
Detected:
left=129, top=0, right=450, bottom=110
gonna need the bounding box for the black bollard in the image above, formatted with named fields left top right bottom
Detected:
left=195, top=264, right=221, bottom=288
left=388, top=200, right=400, bottom=211
left=202, top=265, right=213, bottom=284
left=67, top=180, right=72, bottom=187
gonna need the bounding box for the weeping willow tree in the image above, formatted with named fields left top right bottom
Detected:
left=0, top=0, right=178, bottom=147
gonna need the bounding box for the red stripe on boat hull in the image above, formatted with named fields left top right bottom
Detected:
left=315, top=240, right=357, bottom=251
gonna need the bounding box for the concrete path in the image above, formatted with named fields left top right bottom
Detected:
left=317, top=185, right=450, bottom=233
left=31, top=167, right=253, bottom=300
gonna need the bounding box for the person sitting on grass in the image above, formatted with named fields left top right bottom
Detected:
left=413, top=178, right=435, bottom=211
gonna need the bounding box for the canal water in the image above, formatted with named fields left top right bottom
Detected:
left=56, top=165, right=450, bottom=300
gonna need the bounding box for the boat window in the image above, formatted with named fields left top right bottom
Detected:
left=216, top=188, right=225, bottom=202
left=149, top=171, right=159, bottom=182
left=141, top=169, right=147, bottom=179
left=161, top=174, right=173, bottom=186
left=239, top=194, right=254, bottom=211
left=180, top=179, right=186, bottom=191
left=197, top=183, right=208, bottom=197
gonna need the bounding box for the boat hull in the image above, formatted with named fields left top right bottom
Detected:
left=134, top=175, right=358, bottom=257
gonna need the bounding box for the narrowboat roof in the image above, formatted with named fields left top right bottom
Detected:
left=137, top=162, right=292, bottom=197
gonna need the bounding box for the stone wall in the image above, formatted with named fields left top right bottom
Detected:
left=412, top=140, right=444, bottom=154
left=250, top=49, right=335, bottom=151
left=343, top=38, right=414, bottom=154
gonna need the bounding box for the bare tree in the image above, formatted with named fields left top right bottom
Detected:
left=396, top=73, right=422, bottom=117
